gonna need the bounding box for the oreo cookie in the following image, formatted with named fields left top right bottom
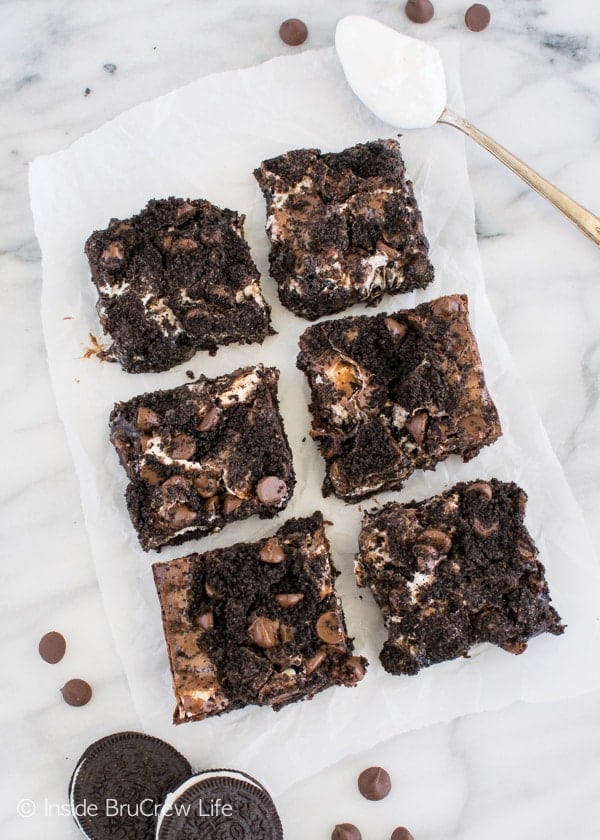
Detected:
left=157, top=769, right=283, bottom=839
left=69, top=731, right=191, bottom=839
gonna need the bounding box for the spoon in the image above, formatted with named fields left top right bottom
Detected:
left=335, top=16, right=600, bottom=247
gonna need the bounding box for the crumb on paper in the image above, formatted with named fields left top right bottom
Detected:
left=81, top=332, right=108, bottom=360
left=84, top=87, right=91, bottom=96
left=185, top=369, right=195, bottom=380
left=63, top=315, right=73, bottom=320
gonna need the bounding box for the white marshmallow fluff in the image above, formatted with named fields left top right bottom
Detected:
left=335, top=15, right=447, bottom=130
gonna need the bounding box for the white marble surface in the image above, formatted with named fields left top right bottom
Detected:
left=2, top=1, right=600, bottom=838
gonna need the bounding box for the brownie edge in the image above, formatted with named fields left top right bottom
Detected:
left=355, top=479, right=565, bottom=675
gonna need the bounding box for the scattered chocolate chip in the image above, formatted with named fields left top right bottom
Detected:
left=332, top=824, right=362, bottom=840
left=103, top=63, right=117, bottom=73
left=196, top=611, right=214, bottom=631
left=345, top=656, right=367, bottom=681
left=223, top=494, right=243, bottom=515
left=274, top=592, right=304, bottom=608
left=304, top=649, right=327, bottom=675
left=136, top=405, right=160, bottom=431
left=316, top=610, right=344, bottom=645
left=406, top=411, right=428, bottom=444
left=418, top=528, right=452, bottom=554
left=248, top=616, right=280, bottom=648
left=357, top=766, right=392, bottom=801
left=465, top=3, right=491, bottom=31
left=383, top=317, right=408, bottom=343
left=391, top=829, right=414, bottom=840
left=464, top=480, right=493, bottom=500
left=195, top=475, right=219, bottom=498
left=39, top=631, right=66, bottom=664
left=431, top=296, right=461, bottom=317
left=165, top=504, right=196, bottom=529
left=169, top=432, right=196, bottom=460
left=198, top=405, right=221, bottom=431
left=61, top=679, right=92, bottom=707
left=256, top=476, right=287, bottom=505
left=405, top=0, right=434, bottom=24
left=472, top=517, right=499, bottom=537
left=279, top=18, right=308, bottom=46
left=259, top=538, right=285, bottom=564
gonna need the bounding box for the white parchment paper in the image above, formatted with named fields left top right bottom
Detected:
left=30, top=45, right=600, bottom=797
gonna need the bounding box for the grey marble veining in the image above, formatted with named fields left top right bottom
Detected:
left=2, top=1, right=600, bottom=838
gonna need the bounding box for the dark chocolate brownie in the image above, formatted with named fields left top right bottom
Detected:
left=152, top=512, right=367, bottom=723
left=297, top=294, right=502, bottom=502
left=355, top=479, right=565, bottom=675
left=253, top=139, right=434, bottom=319
left=85, top=197, right=272, bottom=373
left=109, top=364, right=295, bottom=551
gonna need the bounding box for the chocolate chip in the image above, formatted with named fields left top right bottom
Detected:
left=418, top=528, right=452, bottom=554
left=465, top=480, right=493, bottom=500
left=384, top=317, right=408, bottom=343
left=304, top=648, right=327, bottom=675
left=248, top=616, right=280, bottom=648
left=457, top=414, right=489, bottom=437
left=259, top=538, right=285, bottom=564
left=405, top=0, right=434, bottom=24
left=391, top=828, right=414, bottom=840
left=345, top=656, right=367, bottom=681
left=194, top=475, right=219, bottom=498
left=165, top=504, right=196, bottom=528
left=196, top=611, right=214, bottom=631
left=205, top=582, right=223, bottom=599
left=176, top=201, right=196, bottom=221
left=316, top=610, right=344, bottom=645
left=465, top=3, right=491, bottom=31
left=472, top=517, right=499, bottom=537
left=198, top=405, right=221, bottom=431
left=357, top=766, right=392, bottom=801
left=169, top=432, right=196, bottom=460
left=274, top=593, right=304, bottom=608
left=100, top=242, right=124, bottom=264
left=406, top=411, right=428, bottom=444
left=136, top=406, right=160, bottom=430
left=431, top=296, right=461, bottom=317
left=223, top=494, right=242, bottom=515
left=279, top=18, right=308, bottom=46
left=279, top=624, right=295, bottom=643
left=140, top=465, right=161, bottom=485
left=256, top=476, right=287, bottom=505
left=61, top=679, right=92, bottom=707
left=39, top=631, right=66, bottom=664
left=332, top=824, right=362, bottom=840
left=413, top=542, right=439, bottom=572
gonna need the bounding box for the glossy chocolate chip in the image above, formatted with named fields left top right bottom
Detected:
left=405, top=0, right=434, bottom=24
left=194, top=475, right=219, bottom=498
left=418, top=528, right=452, bottom=554
left=165, top=504, right=196, bottom=529
left=357, top=766, right=392, bottom=801
left=256, top=476, right=287, bottom=505
left=39, top=631, right=66, bottom=664
left=304, top=648, right=327, bottom=675
left=205, top=582, right=223, bottom=599
left=345, top=656, right=367, bottom=681
left=406, top=411, right=428, bottom=444
left=259, top=538, right=285, bottom=564
left=465, top=3, right=491, bottom=31
left=431, top=296, right=461, bottom=317
left=61, top=679, right=92, bottom=707
left=248, top=616, right=280, bottom=648
left=391, top=828, right=414, bottom=840
left=223, top=494, right=242, bottom=515
left=332, top=824, right=362, bottom=840
left=140, top=465, right=161, bottom=485
left=472, top=517, right=499, bottom=537
left=316, top=610, right=344, bottom=645
left=279, top=17, right=308, bottom=46
left=274, top=592, right=304, bottom=608
left=198, top=405, right=221, bottom=431
left=384, top=317, right=408, bottom=343
left=169, top=432, right=196, bottom=460
left=136, top=406, right=160, bottom=431
left=465, top=481, right=493, bottom=500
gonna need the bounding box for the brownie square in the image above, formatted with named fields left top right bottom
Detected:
left=152, top=512, right=367, bottom=723
left=297, top=294, right=501, bottom=502
left=253, top=139, right=434, bottom=320
left=356, top=480, right=565, bottom=675
left=85, top=197, right=272, bottom=373
left=109, top=364, right=295, bottom=551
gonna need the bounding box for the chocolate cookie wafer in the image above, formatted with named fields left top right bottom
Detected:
left=157, top=769, right=283, bottom=840
left=69, top=731, right=191, bottom=839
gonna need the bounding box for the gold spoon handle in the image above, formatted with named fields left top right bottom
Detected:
left=438, top=106, right=600, bottom=247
